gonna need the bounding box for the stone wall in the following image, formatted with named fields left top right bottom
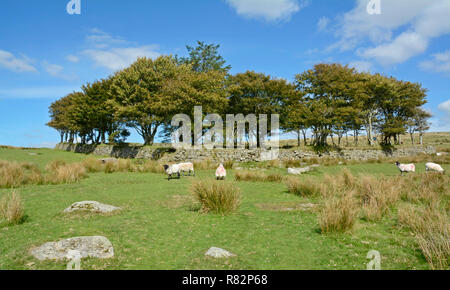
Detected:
left=55, top=143, right=436, bottom=162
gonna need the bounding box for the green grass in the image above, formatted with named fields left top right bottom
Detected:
left=0, top=147, right=448, bottom=270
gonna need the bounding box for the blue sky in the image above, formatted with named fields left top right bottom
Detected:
left=0, top=0, right=449, bottom=147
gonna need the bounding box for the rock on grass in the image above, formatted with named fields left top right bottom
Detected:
left=205, top=247, right=236, bottom=259
left=63, top=201, right=121, bottom=214
left=31, top=236, right=114, bottom=261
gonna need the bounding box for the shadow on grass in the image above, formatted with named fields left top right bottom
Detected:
left=0, top=214, right=30, bottom=228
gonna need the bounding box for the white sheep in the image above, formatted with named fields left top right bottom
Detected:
left=178, top=162, right=195, bottom=176
left=215, top=164, right=227, bottom=180
left=425, top=162, right=445, bottom=173
left=395, top=162, right=415, bottom=176
left=163, top=164, right=181, bottom=180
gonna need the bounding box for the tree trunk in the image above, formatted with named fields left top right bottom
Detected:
left=101, top=131, right=106, bottom=144
left=367, top=113, right=373, bottom=146
left=302, top=129, right=307, bottom=146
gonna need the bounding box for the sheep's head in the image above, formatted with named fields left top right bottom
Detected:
left=163, top=165, right=169, bottom=172
left=395, top=162, right=400, bottom=166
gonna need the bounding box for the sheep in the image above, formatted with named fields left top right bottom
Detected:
left=425, top=162, right=445, bottom=174
left=163, top=164, right=181, bottom=180
left=215, top=164, right=227, bottom=180
left=178, top=162, right=195, bottom=176
left=395, top=162, right=415, bottom=176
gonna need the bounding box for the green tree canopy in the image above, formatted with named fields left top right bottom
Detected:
left=177, top=41, right=231, bottom=73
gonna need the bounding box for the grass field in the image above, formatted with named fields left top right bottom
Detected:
left=0, top=146, right=448, bottom=270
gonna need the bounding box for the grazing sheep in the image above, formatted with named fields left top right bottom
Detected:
left=215, top=164, right=227, bottom=180
left=395, top=162, right=415, bottom=176
left=178, top=162, right=195, bottom=176
left=163, top=164, right=181, bottom=180
left=425, top=162, right=445, bottom=173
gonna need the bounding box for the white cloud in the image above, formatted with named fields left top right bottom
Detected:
left=85, top=28, right=128, bottom=48
left=42, top=61, right=63, bottom=76
left=331, top=0, right=450, bottom=66
left=317, top=17, right=330, bottom=31
left=438, top=100, right=450, bottom=116
left=225, top=0, right=307, bottom=22
left=0, top=50, right=37, bottom=73
left=360, top=32, right=428, bottom=66
left=42, top=61, right=77, bottom=81
left=429, top=117, right=450, bottom=132
left=430, top=100, right=450, bottom=132
left=420, top=50, right=450, bottom=74
left=81, top=29, right=161, bottom=71
left=348, top=60, right=372, bottom=72
left=83, top=46, right=161, bottom=71
left=66, top=55, right=80, bottom=63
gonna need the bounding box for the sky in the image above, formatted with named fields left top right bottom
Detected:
left=0, top=0, right=449, bottom=148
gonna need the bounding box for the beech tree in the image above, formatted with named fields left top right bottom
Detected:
left=408, top=108, right=432, bottom=145
left=228, top=71, right=296, bottom=147
left=110, top=56, right=184, bottom=145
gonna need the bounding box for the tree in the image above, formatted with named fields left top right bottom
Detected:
left=177, top=41, right=231, bottom=73
left=159, top=66, right=229, bottom=146
left=408, top=108, right=432, bottom=145
left=81, top=77, right=121, bottom=144
left=295, top=64, right=361, bottom=147
left=228, top=71, right=296, bottom=147
left=110, top=56, right=184, bottom=145
left=47, top=94, right=73, bottom=143
left=280, top=91, right=310, bottom=147
left=359, top=73, right=381, bottom=146
left=374, top=76, right=427, bottom=145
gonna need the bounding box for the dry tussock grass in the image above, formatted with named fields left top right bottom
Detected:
left=0, top=160, right=44, bottom=188
left=235, top=170, right=284, bottom=183
left=191, top=180, right=241, bottom=215
left=140, top=160, right=165, bottom=174
left=286, top=177, right=326, bottom=197
left=0, top=190, right=25, bottom=225
left=103, top=159, right=136, bottom=174
left=395, top=154, right=449, bottom=165
left=82, top=157, right=105, bottom=173
left=398, top=205, right=449, bottom=270
left=45, top=161, right=87, bottom=184
left=319, top=191, right=359, bottom=233
left=401, top=173, right=449, bottom=205
left=358, top=175, right=400, bottom=222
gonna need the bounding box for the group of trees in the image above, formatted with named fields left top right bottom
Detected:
left=48, top=41, right=431, bottom=147
left=284, top=64, right=430, bottom=147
